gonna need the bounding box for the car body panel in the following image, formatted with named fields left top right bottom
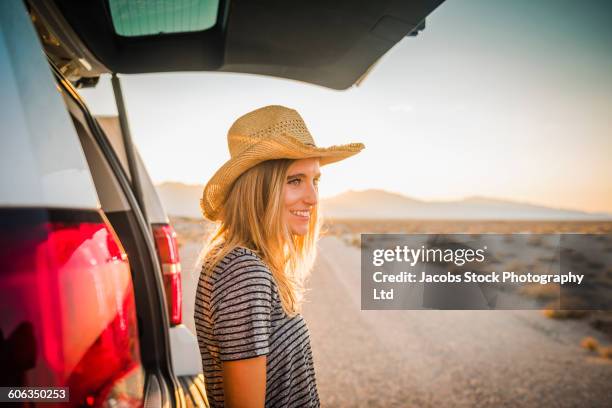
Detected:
left=169, top=324, right=204, bottom=376
left=0, top=0, right=98, bottom=209
left=43, top=0, right=444, bottom=89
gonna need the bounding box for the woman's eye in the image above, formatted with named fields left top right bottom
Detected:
left=289, top=178, right=301, bottom=185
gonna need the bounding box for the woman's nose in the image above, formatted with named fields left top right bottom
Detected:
left=303, top=183, right=318, bottom=205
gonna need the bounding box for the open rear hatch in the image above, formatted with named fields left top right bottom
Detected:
left=29, top=0, right=444, bottom=89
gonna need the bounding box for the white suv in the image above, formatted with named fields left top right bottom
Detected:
left=1, top=1, right=206, bottom=406
left=0, top=0, right=441, bottom=406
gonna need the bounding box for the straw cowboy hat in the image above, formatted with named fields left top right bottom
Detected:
left=200, top=105, right=365, bottom=221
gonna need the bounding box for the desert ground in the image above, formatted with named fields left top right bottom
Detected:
left=174, top=217, right=612, bottom=407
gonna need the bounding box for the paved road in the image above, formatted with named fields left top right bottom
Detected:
left=301, top=237, right=612, bottom=407
left=180, top=237, right=612, bottom=407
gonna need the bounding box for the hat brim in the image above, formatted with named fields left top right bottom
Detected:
left=201, top=134, right=364, bottom=221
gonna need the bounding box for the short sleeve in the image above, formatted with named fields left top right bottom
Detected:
left=211, top=249, right=273, bottom=361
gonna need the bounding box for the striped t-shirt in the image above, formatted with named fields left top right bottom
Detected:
left=194, top=246, right=320, bottom=408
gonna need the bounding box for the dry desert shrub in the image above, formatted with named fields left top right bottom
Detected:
left=525, top=262, right=546, bottom=275
left=527, top=235, right=544, bottom=247
left=543, top=308, right=589, bottom=319
left=589, top=312, right=612, bottom=338
left=580, top=336, right=599, bottom=351
left=598, top=346, right=612, bottom=360
left=519, top=283, right=559, bottom=301
left=586, top=260, right=604, bottom=270
left=495, top=251, right=510, bottom=260
left=503, top=260, right=526, bottom=273
left=566, top=249, right=587, bottom=263
left=542, top=300, right=589, bottom=319
left=344, top=233, right=360, bottom=248
left=537, top=253, right=558, bottom=263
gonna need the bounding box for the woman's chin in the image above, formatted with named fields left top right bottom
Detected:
left=290, top=225, right=309, bottom=236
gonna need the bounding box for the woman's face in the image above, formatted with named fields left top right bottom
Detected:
left=283, top=158, right=320, bottom=236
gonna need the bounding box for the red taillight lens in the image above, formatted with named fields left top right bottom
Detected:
left=152, top=224, right=182, bottom=326
left=0, top=209, right=144, bottom=407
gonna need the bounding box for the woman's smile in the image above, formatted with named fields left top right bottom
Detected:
left=290, top=209, right=311, bottom=220
left=284, top=158, right=320, bottom=235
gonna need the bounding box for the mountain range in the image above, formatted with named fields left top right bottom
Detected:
left=155, top=182, right=612, bottom=221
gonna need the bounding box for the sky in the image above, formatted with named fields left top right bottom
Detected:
left=78, top=0, right=612, bottom=214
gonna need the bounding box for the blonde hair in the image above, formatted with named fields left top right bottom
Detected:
left=200, top=159, right=321, bottom=316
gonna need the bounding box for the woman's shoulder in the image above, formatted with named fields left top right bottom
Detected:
left=208, top=246, right=276, bottom=304
left=210, top=245, right=273, bottom=280
left=224, top=245, right=265, bottom=265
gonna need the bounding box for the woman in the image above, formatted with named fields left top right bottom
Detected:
left=195, top=105, right=364, bottom=407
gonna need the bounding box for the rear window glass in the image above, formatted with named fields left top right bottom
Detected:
left=108, top=0, right=219, bottom=37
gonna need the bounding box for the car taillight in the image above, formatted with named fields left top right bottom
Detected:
left=0, top=208, right=144, bottom=407
left=152, top=224, right=182, bottom=326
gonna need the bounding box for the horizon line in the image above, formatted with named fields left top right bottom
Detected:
left=154, top=180, right=612, bottom=216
